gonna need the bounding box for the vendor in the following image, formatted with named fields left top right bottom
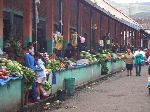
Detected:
left=23, top=47, right=35, bottom=71
left=64, top=43, right=74, bottom=59
left=27, top=42, right=35, bottom=56
left=3, top=41, right=15, bottom=59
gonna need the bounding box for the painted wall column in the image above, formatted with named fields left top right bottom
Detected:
left=129, top=28, right=132, bottom=45
left=78, top=1, right=83, bottom=36
left=85, top=7, right=91, bottom=50
left=124, top=26, right=127, bottom=46
left=109, top=18, right=115, bottom=43
left=117, top=22, right=121, bottom=47
left=140, top=32, right=142, bottom=48
left=134, top=30, right=136, bottom=47
left=95, top=12, right=100, bottom=43
left=126, top=27, right=128, bottom=45
left=114, top=20, right=117, bottom=44
left=102, top=15, right=107, bottom=37
left=125, top=27, right=128, bottom=46
left=131, top=29, right=134, bottom=46
left=121, top=25, right=125, bottom=46
left=135, top=30, right=137, bottom=48
left=107, top=17, right=110, bottom=35
left=46, top=0, right=54, bottom=54
left=63, top=0, right=71, bottom=49
left=139, top=32, right=141, bottom=47
left=23, top=0, right=32, bottom=47
left=138, top=31, right=141, bottom=47
left=0, top=0, right=3, bottom=49
left=100, top=14, right=103, bottom=39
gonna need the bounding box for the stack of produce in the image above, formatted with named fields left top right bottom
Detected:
left=116, top=53, right=126, bottom=59
left=101, top=49, right=112, bottom=60
left=0, top=69, right=9, bottom=79
left=96, top=53, right=108, bottom=74
left=0, top=58, right=35, bottom=90
left=96, top=53, right=106, bottom=63
left=80, top=51, right=97, bottom=64
left=46, top=60, right=61, bottom=71
left=102, top=49, right=113, bottom=54
left=41, top=81, right=51, bottom=91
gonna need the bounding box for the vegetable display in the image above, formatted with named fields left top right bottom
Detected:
left=46, top=60, right=61, bottom=71
left=41, top=81, right=51, bottom=91
left=0, top=69, right=9, bottom=79
left=80, top=51, right=97, bottom=63
left=96, top=53, right=106, bottom=63
left=0, top=58, right=36, bottom=90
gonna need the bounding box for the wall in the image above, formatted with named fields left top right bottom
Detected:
left=0, top=79, right=22, bottom=112
left=0, top=0, right=142, bottom=52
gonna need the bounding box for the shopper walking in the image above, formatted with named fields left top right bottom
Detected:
left=145, top=49, right=150, bottom=59
left=134, top=47, right=145, bottom=76
left=124, top=49, right=134, bottom=76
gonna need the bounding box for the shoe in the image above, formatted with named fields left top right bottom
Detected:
left=37, top=96, right=40, bottom=100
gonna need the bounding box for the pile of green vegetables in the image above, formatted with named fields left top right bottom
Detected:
left=80, top=51, right=97, bottom=63
left=96, top=53, right=106, bottom=63
left=46, top=60, right=61, bottom=71
left=102, top=49, right=113, bottom=54
left=41, top=81, right=51, bottom=91
left=0, top=58, right=36, bottom=90
left=96, top=53, right=108, bottom=75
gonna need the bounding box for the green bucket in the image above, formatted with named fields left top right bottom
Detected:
left=64, top=78, right=75, bottom=96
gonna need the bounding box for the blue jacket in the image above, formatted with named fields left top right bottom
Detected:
left=24, top=53, right=36, bottom=71
left=134, top=54, right=144, bottom=65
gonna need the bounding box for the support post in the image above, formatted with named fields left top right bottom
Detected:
left=23, top=0, right=32, bottom=47
left=46, top=0, right=54, bottom=54
left=0, top=0, right=3, bottom=49
left=63, top=0, right=71, bottom=49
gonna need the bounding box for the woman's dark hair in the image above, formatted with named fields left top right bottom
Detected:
left=34, top=52, right=47, bottom=64
left=27, top=42, right=33, bottom=48
left=34, top=52, right=40, bottom=58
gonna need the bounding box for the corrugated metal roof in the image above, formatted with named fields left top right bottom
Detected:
left=84, top=0, right=143, bottom=30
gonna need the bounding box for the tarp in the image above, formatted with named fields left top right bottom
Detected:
left=0, top=76, right=22, bottom=86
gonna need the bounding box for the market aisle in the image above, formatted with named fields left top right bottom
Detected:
left=49, top=66, right=150, bottom=112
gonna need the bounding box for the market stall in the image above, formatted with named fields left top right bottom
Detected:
left=0, top=48, right=126, bottom=111
left=0, top=77, right=23, bottom=112
left=48, top=63, right=101, bottom=94
left=45, top=50, right=125, bottom=94
left=0, top=58, right=36, bottom=111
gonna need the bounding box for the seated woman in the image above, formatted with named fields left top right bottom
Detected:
left=64, top=43, right=74, bottom=59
